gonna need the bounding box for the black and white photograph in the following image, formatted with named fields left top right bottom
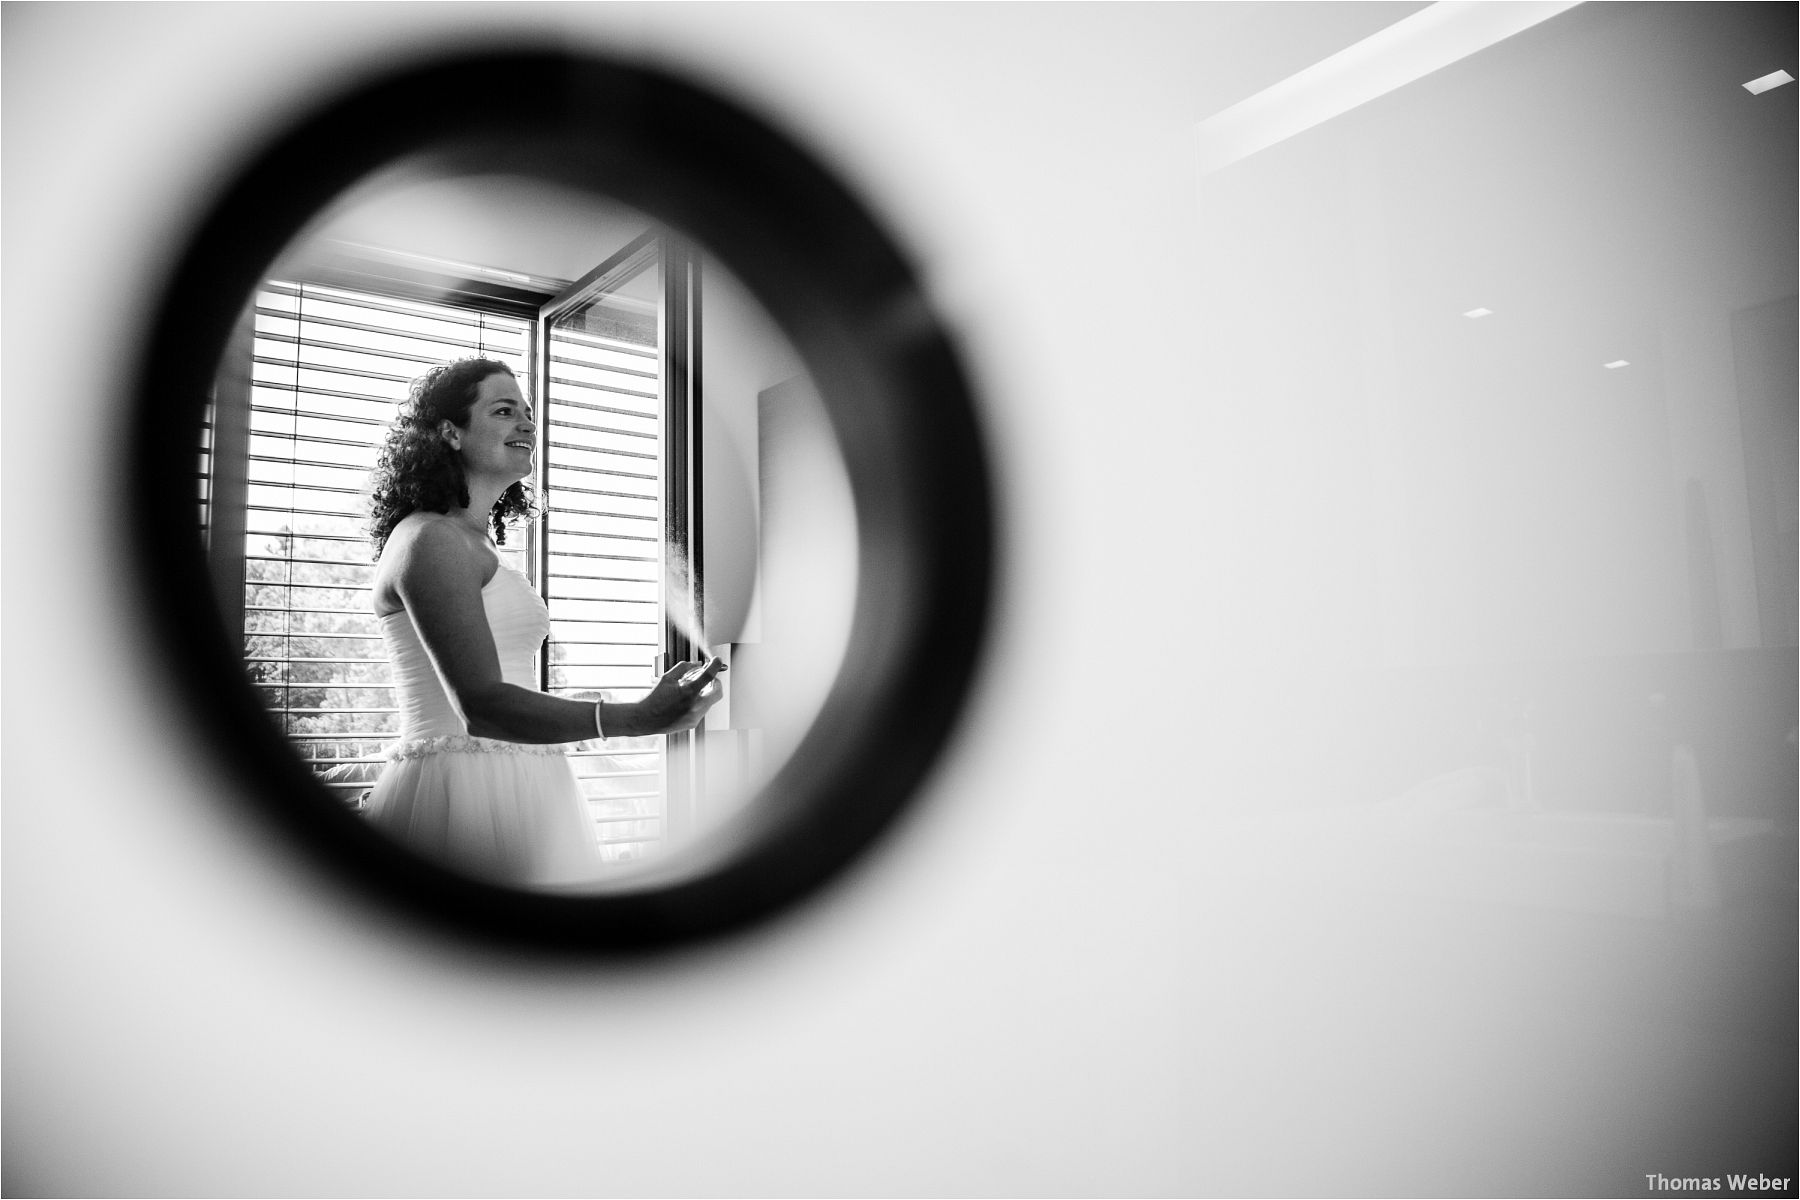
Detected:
left=5, top=3, right=1795, bottom=1196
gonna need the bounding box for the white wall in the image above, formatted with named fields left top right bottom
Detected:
left=698, top=258, right=803, bottom=650
left=5, top=4, right=1791, bottom=1196
left=694, top=258, right=856, bottom=818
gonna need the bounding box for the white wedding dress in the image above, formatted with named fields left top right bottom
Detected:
left=364, top=559, right=602, bottom=888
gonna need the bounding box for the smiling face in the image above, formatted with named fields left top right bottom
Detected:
left=445, top=370, right=536, bottom=488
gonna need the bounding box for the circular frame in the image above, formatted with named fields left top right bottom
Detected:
left=127, top=49, right=995, bottom=952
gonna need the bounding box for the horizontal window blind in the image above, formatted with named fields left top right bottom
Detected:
left=199, top=397, right=214, bottom=541
left=246, top=282, right=533, bottom=802
left=542, top=311, right=668, bottom=863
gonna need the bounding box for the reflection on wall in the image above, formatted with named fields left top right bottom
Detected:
left=1733, top=294, right=1799, bottom=647
left=1190, top=1, right=1797, bottom=940
left=1194, top=2, right=1796, bottom=666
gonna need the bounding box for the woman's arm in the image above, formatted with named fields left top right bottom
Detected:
left=391, top=518, right=720, bottom=742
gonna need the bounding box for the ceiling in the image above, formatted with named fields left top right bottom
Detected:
left=295, top=169, right=654, bottom=286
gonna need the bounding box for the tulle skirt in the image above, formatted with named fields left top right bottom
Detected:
left=365, top=736, right=600, bottom=888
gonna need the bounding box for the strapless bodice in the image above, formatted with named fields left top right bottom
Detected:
left=379, top=564, right=549, bottom=740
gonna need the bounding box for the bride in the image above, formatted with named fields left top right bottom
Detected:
left=361, top=356, right=722, bottom=887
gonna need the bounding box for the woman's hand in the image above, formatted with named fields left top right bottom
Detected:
left=618, top=657, right=727, bottom=738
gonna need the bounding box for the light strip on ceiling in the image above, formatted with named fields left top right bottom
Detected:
left=1195, top=1, right=1583, bottom=174
left=1743, top=69, right=1795, bottom=95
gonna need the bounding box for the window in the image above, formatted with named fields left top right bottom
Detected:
left=216, top=280, right=534, bottom=804
left=205, top=246, right=698, bottom=864
left=538, top=239, right=676, bottom=860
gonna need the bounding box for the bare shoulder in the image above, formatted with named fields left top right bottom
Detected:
left=389, top=511, right=475, bottom=556
left=373, top=513, right=495, bottom=615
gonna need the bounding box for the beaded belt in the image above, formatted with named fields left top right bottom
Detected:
left=385, top=735, right=569, bottom=763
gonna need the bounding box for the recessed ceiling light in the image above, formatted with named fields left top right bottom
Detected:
left=1743, top=70, right=1794, bottom=95
left=1604, top=360, right=1630, bottom=370
left=1463, top=307, right=1494, bottom=319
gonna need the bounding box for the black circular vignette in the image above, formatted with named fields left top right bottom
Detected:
left=126, top=49, right=997, bottom=954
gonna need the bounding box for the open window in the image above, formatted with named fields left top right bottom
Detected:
left=534, top=233, right=705, bottom=861
left=203, top=226, right=709, bottom=866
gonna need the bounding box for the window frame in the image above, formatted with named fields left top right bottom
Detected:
left=535, top=230, right=705, bottom=853
left=205, top=234, right=703, bottom=855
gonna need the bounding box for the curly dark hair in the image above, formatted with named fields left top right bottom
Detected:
left=367, top=357, right=537, bottom=558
